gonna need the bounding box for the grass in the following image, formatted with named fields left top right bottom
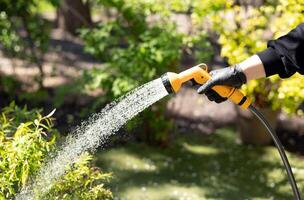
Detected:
left=95, top=128, right=304, bottom=200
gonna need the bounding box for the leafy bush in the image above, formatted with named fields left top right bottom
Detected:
left=0, top=0, right=53, bottom=88
left=209, top=0, right=304, bottom=115
left=42, top=153, right=112, bottom=200
left=78, top=0, right=184, bottom=144
left=183, top=32, right=214, bottom=64
left=191, top=0, right=232, bottom=25
left=0, top=102, right=57, bottom=198
left=0, top=102, right=112, bottom=199
left=81, top=0, right=220, bottom=99
left=0, top=12, right=22, bottom=56
left=121, top=0, right=191, bottom=15
left=81, top=24, right=182, bottom=97
left=0, top=75, right=22, bottom=98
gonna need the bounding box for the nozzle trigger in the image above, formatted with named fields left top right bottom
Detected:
left=189, top=78, right=201, bottom=90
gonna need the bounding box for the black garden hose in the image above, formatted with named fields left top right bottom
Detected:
left=249, top=105, right=301, bottom=200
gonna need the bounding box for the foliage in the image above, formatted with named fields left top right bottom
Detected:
left=98, top=0, right=191, bottom=18
left=79, top=0, right=184, bottom=144
left=0, top=75, right=21, bottom=97
left=0, top=12, right=22, bottom=56
left=114, top=0, right=230, bottom=18
left=183, top=32, right=214, bottom=64
left=81, top=0, right=221, bottom=98
left=209, top=0, right=304, bottom=115
left=274, top=74, right=304, bottom=115
left=42, top=153, right=112, bottom=200
left=0, top=103, right=112, bottom=199
left=81, top=24, right=182, bottom=97
left=191, top=0, right=233, bottom=26
left=0, top=0, right=53, bottom=88
left=0, top=102, right=57, bottom=199
left=0, top=0, right=51, bottom=52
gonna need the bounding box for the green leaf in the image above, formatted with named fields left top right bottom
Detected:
left=21, top=161, right=29, bottom=187
left=44, top=109, right=56, bottom=119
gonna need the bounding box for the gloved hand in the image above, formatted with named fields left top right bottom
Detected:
left=197, top=64, right=247, bottom=103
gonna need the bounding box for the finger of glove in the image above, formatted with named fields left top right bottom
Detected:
left=205, top=93, right=217, bottom=101
left=190, top=79, right=199, bottom=86
left=205, top=90, right=218, bottom=101
left=215, top=97, right=228, bottom=103
left=205, top=89, right=220, bottom=97
left=209, top=69, right=220, bottom=76
left=197, top=80, right=217, bottom=94
left=189, top=79, right=201, bottom=90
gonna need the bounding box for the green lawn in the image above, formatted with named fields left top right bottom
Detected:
left=95, top=128, right=304, bottom=200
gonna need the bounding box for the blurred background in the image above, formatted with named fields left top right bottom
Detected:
left=1, top=0, right=304, bottom=199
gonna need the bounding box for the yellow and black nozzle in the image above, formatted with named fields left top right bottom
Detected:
left=161, top=63, right=251, bottom=109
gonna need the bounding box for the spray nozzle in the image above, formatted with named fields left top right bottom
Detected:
left=161, top=63, right=251, bottom=109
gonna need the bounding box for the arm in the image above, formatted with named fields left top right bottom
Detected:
left=257, top=23, right=304, bottom=78
left=198, top=23, right=304, bottom=102
left=239, top=55, right=266, bottom=81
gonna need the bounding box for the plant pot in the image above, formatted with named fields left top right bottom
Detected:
left=236, top=106, right=279, bottom=145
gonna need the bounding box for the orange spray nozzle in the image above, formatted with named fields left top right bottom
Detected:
left=161, top=63, right=251, bottom=109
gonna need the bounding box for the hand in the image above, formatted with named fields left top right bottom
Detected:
left=197, top=65, right=247, bottom=103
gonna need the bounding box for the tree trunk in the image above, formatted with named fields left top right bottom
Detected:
left=57, top=0, right=92, bottom=35
left=21, top=16, right=44, bottom=89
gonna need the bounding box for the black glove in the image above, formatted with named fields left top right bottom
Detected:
left=197, top=65, right=247, bottom=103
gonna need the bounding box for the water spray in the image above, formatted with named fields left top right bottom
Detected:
left=161, top=63, right=301, bottom=200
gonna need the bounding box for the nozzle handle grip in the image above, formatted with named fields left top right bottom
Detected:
left=191, top=66, right=251, bottom=109
left=212, top=85, right=251, bottom=109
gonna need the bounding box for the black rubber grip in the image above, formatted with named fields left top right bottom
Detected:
left=238, top=96, right=247, bottom=106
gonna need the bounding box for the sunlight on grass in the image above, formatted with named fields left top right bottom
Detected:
left=100, top=149, right=158, bottom=172
left=182, top=143, right=219, bottom=155
left=96, top=128, right=304, bottom=200
left=119, top=184, right=207, bottom=200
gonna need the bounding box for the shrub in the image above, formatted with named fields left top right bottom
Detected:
left=78, top=0, right=184, bottom=144
left=0, top=102, right=112, bottom=199
left=0, top=102, right=57, bottom=198
left=0, top=0, right=53, bottom=88
left=81, top=24, right=182, bottom=98
left=41, top=153, right=112, bottom=200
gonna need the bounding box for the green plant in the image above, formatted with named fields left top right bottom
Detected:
left=79, top=0, right=184, bottom=144
left=0, top=103, right=112, bottom=199
left=191, top=0, right=232, bottom=25
left=0, top=75, right=22, bottom=96
left=85, top=25, right=182, bottom=97
left=42, top=153, right=112, bottom=200
left=0, top=0, right=54, bottom=88
left=0, top=102, right=57, bottom=198
left=0, top=12, right=22, bottom=57
left=183, top=32, right=214, bottom=63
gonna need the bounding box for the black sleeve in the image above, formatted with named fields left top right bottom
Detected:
left=257, top=23, right=304, bottom=78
